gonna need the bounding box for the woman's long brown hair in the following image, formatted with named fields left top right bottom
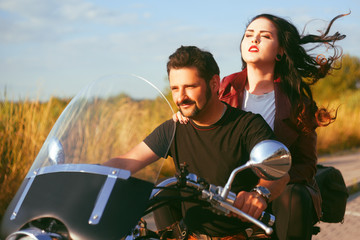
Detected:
left=241, top=12, right=350, bottom=132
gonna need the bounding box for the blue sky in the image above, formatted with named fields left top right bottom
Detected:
left=1, top=0, right=359, bottom=101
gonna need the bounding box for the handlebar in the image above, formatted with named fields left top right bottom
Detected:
left=150, top=173, right=274, bottom=235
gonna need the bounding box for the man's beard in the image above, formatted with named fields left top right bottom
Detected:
left=178, top=85, right=212, bottom=119
left=178, top=99, right=200, bottom=118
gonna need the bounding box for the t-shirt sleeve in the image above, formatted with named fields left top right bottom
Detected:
left=143, top=119, right=175, bottom=158
left=244, top=113, right=276, bottom=152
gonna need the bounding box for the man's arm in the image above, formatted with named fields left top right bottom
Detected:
left=233, top=173, right=290, bottom=220
left=258, top=173, right=290, bottom=201
left=104, top=119, right=173, bottom=174
left=103, top=141, right=160, bottom=174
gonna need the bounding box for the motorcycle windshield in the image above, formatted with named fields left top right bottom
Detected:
left=0, top=75, right=176, bottom=240
left=28, top=74, right=175, bottom=183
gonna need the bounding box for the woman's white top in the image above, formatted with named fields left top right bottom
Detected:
left=242, top=89, right=275, bottom=130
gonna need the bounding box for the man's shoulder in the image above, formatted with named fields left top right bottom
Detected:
left=154, top=118, right=175, bottom=129
left=224, top=104, right=269, bottom=128
left=225, top=104, right=258, bottom=118
left=226, top=104, right=243, bottom=114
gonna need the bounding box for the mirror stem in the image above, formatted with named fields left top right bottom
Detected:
left=221, top=163, right=250, bottom=199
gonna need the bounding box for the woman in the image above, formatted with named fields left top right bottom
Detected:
left=175, top=13, right=348, bottom=239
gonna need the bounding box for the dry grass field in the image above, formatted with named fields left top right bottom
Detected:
left=0, top=89, right=359, bottom=219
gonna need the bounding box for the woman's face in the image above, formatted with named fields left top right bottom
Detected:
left=241, top=17, right=281, bottom=66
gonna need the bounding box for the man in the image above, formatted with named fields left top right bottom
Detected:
left=104, top=46, right=289, bottom=237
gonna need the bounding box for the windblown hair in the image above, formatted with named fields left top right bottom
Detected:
left=167, top=45, right=220, bottom=84
left=241, top=13, right=349, bottom=132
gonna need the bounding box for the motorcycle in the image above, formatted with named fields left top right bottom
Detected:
left=0, top=75, right=291, bottom=240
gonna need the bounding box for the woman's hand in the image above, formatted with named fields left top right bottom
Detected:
left=172, top=111, right=189, bottom=124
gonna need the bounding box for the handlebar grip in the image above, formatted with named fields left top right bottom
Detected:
left=223, top=190, right=275, bottom=227
left=259, top=211, right=275, bottom=227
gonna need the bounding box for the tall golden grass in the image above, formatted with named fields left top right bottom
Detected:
left=316, top=90, right=360, bottom=154
left=0, top=97, right=68, bottom=219
left=55, top=95, right=175, bottom=181
left=0, top=90, right=359, bottom=219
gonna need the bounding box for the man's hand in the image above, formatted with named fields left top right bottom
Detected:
left=231, top=174, right=290, bottom=221
left=232, top=191, right=268, bottom=221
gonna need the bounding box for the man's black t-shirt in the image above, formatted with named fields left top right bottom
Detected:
left=144, top=104, right=275, bottom=193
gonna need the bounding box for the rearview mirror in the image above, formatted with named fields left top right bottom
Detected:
left=249, top=140, right=291, bottom=180
left=221, top=140, right=291, bottom=199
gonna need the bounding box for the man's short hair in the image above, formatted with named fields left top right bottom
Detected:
left=167, top=46, right=220, bottom=84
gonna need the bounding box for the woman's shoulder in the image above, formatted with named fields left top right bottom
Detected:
left=219, top=70, right=247, bottom=101
left=221, top=69, right=247, bottom=84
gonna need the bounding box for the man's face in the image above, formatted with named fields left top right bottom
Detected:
left=169, top=67, right=212, bottom=119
